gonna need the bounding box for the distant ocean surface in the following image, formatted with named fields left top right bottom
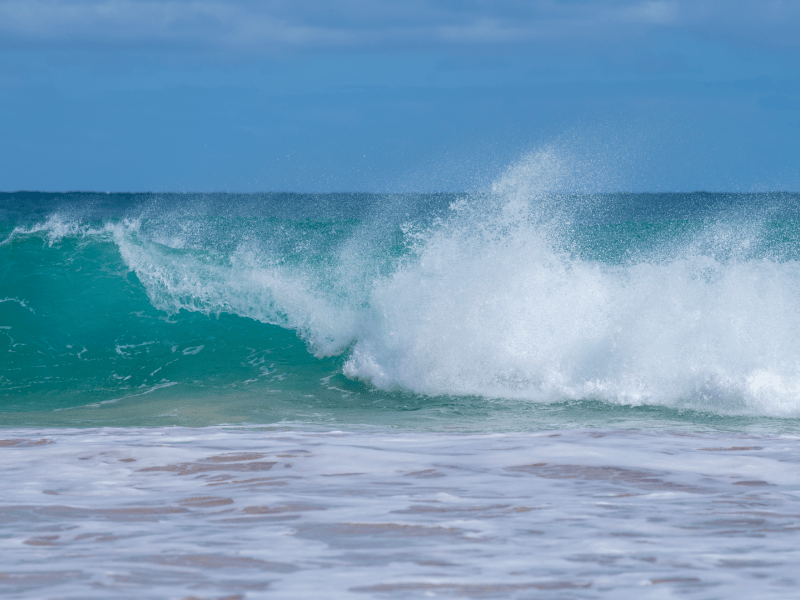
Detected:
left=3, top=158, right=800, bottom=598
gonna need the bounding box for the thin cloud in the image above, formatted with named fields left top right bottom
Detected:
left=622, top=1, right=679, bottom=25
left=1, top=0, right=797, bottom=53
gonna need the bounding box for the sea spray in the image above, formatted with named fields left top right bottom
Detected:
left=344, top=151, right=800, bottom=414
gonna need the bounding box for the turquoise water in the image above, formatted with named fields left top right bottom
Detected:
left=4, top=183, right=800, bottom=433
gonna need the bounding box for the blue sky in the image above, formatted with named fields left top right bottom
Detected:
left=1, top=0, right=799, bottom=192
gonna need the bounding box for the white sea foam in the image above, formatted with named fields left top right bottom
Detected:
left=0, top=297, right=35, bottom=313
left=1, top=213, right=109, bottom=246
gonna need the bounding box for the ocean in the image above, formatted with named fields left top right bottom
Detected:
left=3, top=156, right=800, bottom=598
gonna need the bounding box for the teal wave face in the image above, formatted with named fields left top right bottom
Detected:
left=0, top=232, right=338, bottom=412
left=4, top=184, right=800, bottom=428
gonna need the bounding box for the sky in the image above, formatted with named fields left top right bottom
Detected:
left=1, top=0, right=799, bottom=193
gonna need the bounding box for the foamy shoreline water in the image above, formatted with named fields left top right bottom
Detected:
left=2, top=425, right=798, bottom=599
